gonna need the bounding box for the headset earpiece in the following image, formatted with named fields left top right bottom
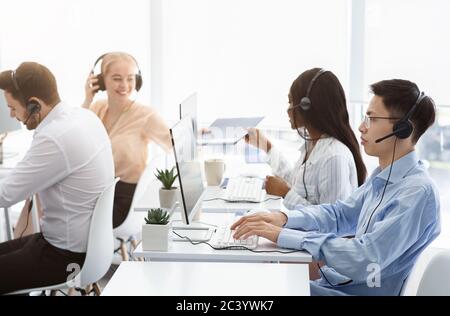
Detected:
left=375, top=91, right=426, bottom=143
left=299, top=97, right=311, bottom=111
left=26, top=100, right=41, bottom=115
left=392, top=120, right=413, bottom=139
left=299, top=69, right=328, bottom=111
left=92, top=53, right=143, bottom=92
left=135, top=73, right=143, bottom=92
left=95, top=74, right=106, bottom=91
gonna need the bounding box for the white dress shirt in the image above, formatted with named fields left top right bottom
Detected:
left=0, top=102, right=114, bottom=253
left=267, top=137, right=358, bottom=209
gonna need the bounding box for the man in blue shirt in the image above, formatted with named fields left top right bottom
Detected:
left=232, top=79, right=441, bottom=296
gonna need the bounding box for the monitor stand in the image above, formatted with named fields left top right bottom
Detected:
left=172, top=222, right=215, bottom=242
left=168, top=203, right=215, bottom=242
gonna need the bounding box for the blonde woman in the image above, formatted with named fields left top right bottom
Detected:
left=83, top=52, right=171, bottom=228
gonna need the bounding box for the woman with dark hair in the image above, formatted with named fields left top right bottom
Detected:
left=246, top=68, right=366, bottom=209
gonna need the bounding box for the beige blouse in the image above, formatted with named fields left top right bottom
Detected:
left=90, top=100, right=172, bottom=184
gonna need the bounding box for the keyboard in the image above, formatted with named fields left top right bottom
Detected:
left=210, top=225, right=259, bottom=249
left=224, top=177, right=265, bottom=203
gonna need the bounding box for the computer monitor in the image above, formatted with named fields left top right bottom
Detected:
left=170, top=116, right=204, bottom=225
left=0, top=94, right=21, bottom=135
left=179, top=93, right=198, bottom=141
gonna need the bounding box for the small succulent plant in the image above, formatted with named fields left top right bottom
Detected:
left=155, top=167, right=178, bottom=190
left=145, top=208, right=170, bottom=225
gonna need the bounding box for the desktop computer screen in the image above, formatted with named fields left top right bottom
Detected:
left=170, top=116, right=204, bottom=226
left=170, top=116, right=261, bottom=246
left=179, top=93, right=198, bottom=142
left=0, top=94, right=21, bottom=135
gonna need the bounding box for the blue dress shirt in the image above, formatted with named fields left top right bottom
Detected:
left=278, top=151, right=441, bottom=296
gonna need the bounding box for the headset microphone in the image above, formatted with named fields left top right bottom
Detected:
left=375, top=126, right=409, bottom=143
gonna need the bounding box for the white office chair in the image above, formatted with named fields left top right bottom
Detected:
left=7, top=178, right=119, bottom=296
left=401, top=247, right=450, bottom=296
left=113, top=163, right=156, bottom=261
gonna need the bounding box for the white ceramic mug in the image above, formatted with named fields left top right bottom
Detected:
left=204, top=159, right=226, bottom=186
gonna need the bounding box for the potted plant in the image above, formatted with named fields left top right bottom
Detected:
left=142, top=208, right=172, bottom=251
left=155, top=167, right=180, bottom=209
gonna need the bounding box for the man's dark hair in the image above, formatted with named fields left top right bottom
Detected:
left=370, top=79, right=436, bottom=144
left=0, top=62, right=60, bottom=107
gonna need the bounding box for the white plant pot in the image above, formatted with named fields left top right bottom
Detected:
left=142, top=222, right=172, bottom=252
left=159, top=188, right=180, bottom=209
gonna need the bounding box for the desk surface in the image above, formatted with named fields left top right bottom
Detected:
left=135, top=156, right=282, bottom=212
left=133, top=213, right=312, bottom=263
left=102, top=262, right=310, bottom=296
left=134, top=180, right=282, bottom=213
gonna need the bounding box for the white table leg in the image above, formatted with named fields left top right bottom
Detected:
left=3, top=207, right=14, bottom=240
left=31, top=196, right=40, bottom=233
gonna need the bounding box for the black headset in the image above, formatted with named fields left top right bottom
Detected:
left=10, top=70, right=41, bottom=122
left=298, top=68, right=329, bottom=111
left=92, top=53, right=143, bottom=92
left=375, top=91, right=427, bottom=143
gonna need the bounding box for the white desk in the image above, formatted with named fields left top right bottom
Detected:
left=0, top=131, right=37, bottom=241
left=0, top=168, right=15, bottom=240
left=135, top=155, right=282, bottom=213
left=133, top=213, right=312, bottom=263
left=134, top=178, right=282, bottom=213
left=102, top=262, right=310, bottom=296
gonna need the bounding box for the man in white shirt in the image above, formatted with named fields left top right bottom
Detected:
left=0, top=62, right=114, bottom=294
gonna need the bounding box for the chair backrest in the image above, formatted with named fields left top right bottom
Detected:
left=75, top=178, right=119, bottom=287
left=401, top=247, right=450, bottom=296
left=113, top=160, right=159, bottom=240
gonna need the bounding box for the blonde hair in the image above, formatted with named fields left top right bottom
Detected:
left=101, top=52, right=138, bottom=75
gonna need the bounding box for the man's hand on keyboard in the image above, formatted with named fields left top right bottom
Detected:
left=230, top=212, right=288, bottom=243
left=231, top=211, right=288, bottom=229
left=265, top=176, right=290, bottom=197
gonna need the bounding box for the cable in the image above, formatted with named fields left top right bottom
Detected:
left=57, top=289, right=69, bottom=296
left=294, top=124, right=327, bottom=201
left=363, top=137, right=397, bottom=234
left=317, top=263, right=352, bottom=287
left=172, top=219, right=218, bottom=228
left=317, top=138, right=398, bottom=288
left=296, top=127, right=324, bottom=142
left=19, top=198, right=33, bottom=239
left=302, top=140, right=309, bottom=200
left=203, top=197, right=281, bottom=203
left=172, top=230, right=303, bottom=254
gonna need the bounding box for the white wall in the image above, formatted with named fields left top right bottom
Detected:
left=157, top=0, right=350, bottom=127
left=0, top=0, right=152, bottom=109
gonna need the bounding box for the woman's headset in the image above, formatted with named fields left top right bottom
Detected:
left=298, top=68, right=329, bottom=111
left=10, top=70, right=41, bottom=123
left=91, top=53, right=143, bottom=92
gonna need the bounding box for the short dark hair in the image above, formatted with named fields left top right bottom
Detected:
left=370, top=79, right=436, bottom=144
left=0, top=62, right=60, bottom=107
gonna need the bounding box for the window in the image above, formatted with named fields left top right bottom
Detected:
left=362, top=0, right=450, bottom=247
left=0, top=0, right=152, bottom=108
left=156, top=0, right=350, bottom=128
left=363, top=0, right=450, bottom=213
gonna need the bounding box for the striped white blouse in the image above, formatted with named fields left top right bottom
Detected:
left=266, top=137, right=358, bottom=209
